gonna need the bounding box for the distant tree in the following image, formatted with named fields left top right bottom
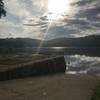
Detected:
left=0, top=0, right=6, bottom=18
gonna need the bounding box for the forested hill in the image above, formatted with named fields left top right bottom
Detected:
left=0, top=35, right=100, bottom=48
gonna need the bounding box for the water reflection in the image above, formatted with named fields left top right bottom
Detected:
left=65, top=55, right=100, bottom=75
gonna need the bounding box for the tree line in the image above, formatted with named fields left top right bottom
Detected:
left=0, top=0, right=6, bottom=18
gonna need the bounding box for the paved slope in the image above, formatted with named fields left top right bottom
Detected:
left=0, top=74, right=100, bottom=100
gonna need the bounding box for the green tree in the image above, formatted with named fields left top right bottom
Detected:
left=0, top=0, right=6, bottom=18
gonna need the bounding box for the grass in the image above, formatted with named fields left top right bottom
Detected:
left=0, top=54, right=47, bottom=65
left=91, top=83, right=100, bottom=100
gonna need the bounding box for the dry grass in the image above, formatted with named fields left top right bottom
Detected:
left=0, top=54, right=47, bottom=65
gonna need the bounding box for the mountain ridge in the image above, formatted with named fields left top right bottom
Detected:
left=0, top=35, right=100, bottom=48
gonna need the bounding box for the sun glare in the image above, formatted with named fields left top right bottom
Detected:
left=48, top=0, right=71, bottom=19
left=36, top=0, right=72, bottom=53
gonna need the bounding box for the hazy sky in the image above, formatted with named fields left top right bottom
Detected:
left=0, top=0, right=100, bottom=39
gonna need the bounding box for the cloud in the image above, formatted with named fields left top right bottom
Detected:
left=78, top=7, right=100, bottom=21
left=0, top=19, right=22, bottom=38
left=72, top=0, right=100, bottom=21
left=54, top=0, right=100, bottom=38
left=0, top=0, right=100, bottom=39
left=71, top=0, right=95, bottom=6
left=5, top=0, right=31, bottom=19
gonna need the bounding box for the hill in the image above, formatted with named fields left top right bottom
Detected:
left=0, top=35, right=100, bottom=48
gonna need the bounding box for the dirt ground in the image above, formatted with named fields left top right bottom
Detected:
left=0, top=74, right=100, bottom=100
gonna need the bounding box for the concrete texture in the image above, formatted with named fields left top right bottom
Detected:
left=0, top=74, right=100, bottom=100
left=0, top=56, right=66, bottom=81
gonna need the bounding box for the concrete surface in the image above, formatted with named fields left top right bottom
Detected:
left=0, top=74, right=100, bottom=100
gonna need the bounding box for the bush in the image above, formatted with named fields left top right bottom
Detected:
left=92, top=83, right=100, bottom=100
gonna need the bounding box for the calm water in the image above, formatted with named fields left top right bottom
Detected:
left=38, top=47, right=100, bottom=75
left=65, top=55, right=100, bottom=76
left=30, top=47, right=100, bottom=75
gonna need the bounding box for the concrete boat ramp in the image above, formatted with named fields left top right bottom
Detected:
left=0, top=74, right=100, bottom=100
left=0, top=56, right=100, bottom=100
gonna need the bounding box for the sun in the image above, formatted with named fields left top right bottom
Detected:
left=48, top=0, right=71, bottom=19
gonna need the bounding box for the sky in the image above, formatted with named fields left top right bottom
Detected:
left=0, top=0, right=100, bottom=39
